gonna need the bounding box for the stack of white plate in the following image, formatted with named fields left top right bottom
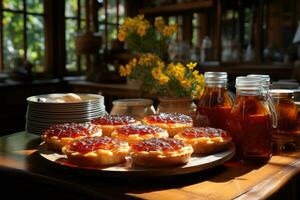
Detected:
left=26, top=93, right=106, bottom=135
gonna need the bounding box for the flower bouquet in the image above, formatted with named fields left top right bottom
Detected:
left=117, top=15, right=204, bottom=99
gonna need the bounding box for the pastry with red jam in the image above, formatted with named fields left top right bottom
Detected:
left=62, top=136, right=130, bottom=167
left=91, top=115, right=139, bottom=136
left=142, top=113, right=193, bottom=137
left=130, top=138, right=193, bottom=167
left=174, top=127, right=232, bottom=155
left=111, top=124, right=168, bottom=145
left=41, top=122, right=102, bottom=151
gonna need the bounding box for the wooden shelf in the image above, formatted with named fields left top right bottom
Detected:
left=139, top=0, right=213, bottom=15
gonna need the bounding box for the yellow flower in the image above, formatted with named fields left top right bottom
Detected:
left=137, top=24, right=147, bottom=37
left=159, top=74, right=169, bottom=85
left=117, top=30, right=127, bottom=42
left=156, top=60, right=164, bottom=69
left=155, top=17, right=165, bottom=32
left=187, top=62, right=197, bottom=70
left=180, top=79, right=192, bottom=88
left=119, top=65, right=127, bottom=77
left=129, top=58, right=137, bottom=68
left=162, top=24, right=178, bottom=37
left=151, top=67, right=162, bottom=80
left=119, top=64, right=132, bottom=77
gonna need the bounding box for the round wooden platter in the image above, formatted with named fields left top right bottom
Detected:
left=38, top=142, right=235, bottom=177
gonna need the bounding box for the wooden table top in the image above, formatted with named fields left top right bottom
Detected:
left=1, top=131, right=300, bottom=200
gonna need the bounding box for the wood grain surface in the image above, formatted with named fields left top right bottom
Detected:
left=1, top=132, right=300, bottom=200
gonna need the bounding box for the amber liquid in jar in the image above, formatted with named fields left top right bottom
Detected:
left=273, top=98, right=298, bottom=133
left=196, top=87, right=233, bottom=130
left=228, top=96, right=272, bottom=161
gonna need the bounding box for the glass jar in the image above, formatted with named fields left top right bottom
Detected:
left=110, top=99, right=156, bottom=120
left=270, top=90, right=299, bottom=152
left=247, top=74, right=277, bottom=127
left=195, top=72, right=233, bottom=130
left=228, top=76, right=274, bottom=162
left=156, top=97, right=197, bottom=120
left=271, top=90, right=298, bottom=133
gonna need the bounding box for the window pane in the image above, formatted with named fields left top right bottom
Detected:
left=27, top=0, right=44, bottom=13
left=27, top=15, right=45, bottom=72
left=107, top=0, right=117, bottom=23
left=118, top=0, right=125, bottom=24
left=169, top=16, right=176, bottom=25
left=107, top=25, right=117, bottom=49
left=65, top=19, right=77, bottom=71
left=80, top=0, right=86, bottom=19
left=98, top=7, right=105, bottom=22
left=192, top=13, right=198, bottom=26
left=3, top=12, right=24, bottom=70
left=65, top=0, right=78, bottom=17
left=3, top=0, right=23, bottom=11
left=192, top=27, right=198, bottom=47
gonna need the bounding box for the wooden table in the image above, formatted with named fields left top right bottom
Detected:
left=1, top=132, right=300, bottom=199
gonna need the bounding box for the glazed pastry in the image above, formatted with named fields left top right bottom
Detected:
left=62, top=136, right=130, bottom=167
left=41, top=122, right=102, bottom=151
left=174, top=127, right=232, bottom=154
left=111, top=124, right=168, bottom=145
left=91, top=115, right=139, bottom=136
left=142, top=113, right=193, bottom=137
left=130, top=138, right=193, bottom=167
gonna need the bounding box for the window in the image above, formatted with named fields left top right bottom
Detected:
left=0, top=0, right=45, bottom=73
left=65, top=0, right=86, bottom=74
left=98, top=0, right=125, bottom=50
left=169, top=16, right=183, bottom=42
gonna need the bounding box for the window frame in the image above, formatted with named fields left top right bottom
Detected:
left=0, top=0, right=45, bottom=72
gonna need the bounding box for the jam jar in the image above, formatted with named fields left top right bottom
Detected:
left=227, top=76, right=274, bottom=162
left=110, top=99, right=156, bottom=120
left=195, top=72, right=233, bottom=130
left=247, top=74, right=277, bottom=127
left=271, top=89, right=299, bottom=152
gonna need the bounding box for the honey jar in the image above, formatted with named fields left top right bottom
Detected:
left=195, top=72, right=233, bottom=130
left=228, top=76, right=274, bottom=162
left=271, top=90, right=300, bottom=152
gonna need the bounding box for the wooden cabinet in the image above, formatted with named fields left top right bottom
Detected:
left=138, top=0, right=300, bottom=65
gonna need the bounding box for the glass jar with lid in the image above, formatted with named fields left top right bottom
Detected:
left=270, top=89, right=300, bottom=152
left=228, top=76, right=275, bottom=162
left=271, top=89, right=298, bottom=133
left=110, top=99, right=156, bottom=120
left=247, top=74, right=277, bottom=127
left=195, top=72, right=233, bottom=130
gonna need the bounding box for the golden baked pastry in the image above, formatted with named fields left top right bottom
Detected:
left=130, top=138, right=193, bottom=167
left=111, top=124, right=168, bottom=145
left=142, top=113, right=193, bottom=137
left=91, top=115, right=139, bottom=136
left=41, top=122, right=102, bottom=151
left=62, top=136, right=130, bottom=167
left=174, top=127, right=232, bottom=155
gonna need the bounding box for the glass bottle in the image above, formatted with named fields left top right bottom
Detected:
left=228, top=76, right=273, bottom=162
left=195, top=72, right=233, bottom=130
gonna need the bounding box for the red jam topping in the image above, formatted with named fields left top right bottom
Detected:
left=69, top=136, right=125, bottom=153
left=91, top=115, right=136, bottom=125
left=43, top=123, right=98, bottom=139
left=181, top=127, right=231, bottom=139
left=145, top=113, right=192, bottom=124
left=132, top=138, right=185, bottom=152
left=116, top=125, right=164, bottom=136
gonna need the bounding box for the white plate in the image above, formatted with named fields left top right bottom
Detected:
left=38, top=142, right=235, bottom=177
